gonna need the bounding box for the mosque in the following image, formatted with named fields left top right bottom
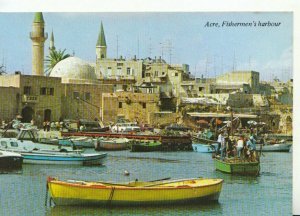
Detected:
left=0, top=12, right=177, bottom=126
left=0, top=13, right=293, bottom=133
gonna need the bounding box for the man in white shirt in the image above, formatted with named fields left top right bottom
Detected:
left=217, top=131, right=226, bottom=160
left=236, top=136, right=244, bottom=158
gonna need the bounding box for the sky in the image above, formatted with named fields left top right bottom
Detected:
left=0, top=12, right=293, bottom=81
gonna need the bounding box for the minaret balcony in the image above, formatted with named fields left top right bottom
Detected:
left=29, top=32, right=48, bottom=40
left=22, top=95, right=39, bottom=103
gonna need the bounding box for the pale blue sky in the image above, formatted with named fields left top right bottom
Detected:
left=0, top=12, right=293, bottom=81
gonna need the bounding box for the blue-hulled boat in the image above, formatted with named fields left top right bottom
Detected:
left=20, top=151, right=107, bottom=165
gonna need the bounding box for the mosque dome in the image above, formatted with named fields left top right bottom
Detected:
left=50, top=57, right=97, bottom=80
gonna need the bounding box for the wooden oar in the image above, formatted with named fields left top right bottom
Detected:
left=148, top=177, right=171, bottom=182
left=144, top=178, right=199, bottom=187
left=95, top=177, right=171, bottom=187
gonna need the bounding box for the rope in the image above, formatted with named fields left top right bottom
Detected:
left=107, top=187, right=115, bottom=207
left=44, top=183, right=49, bottom=206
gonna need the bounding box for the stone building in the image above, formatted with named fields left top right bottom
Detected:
left=0, top=74, right=62, bottom=125
left=102, top=92, right=160, bottom=124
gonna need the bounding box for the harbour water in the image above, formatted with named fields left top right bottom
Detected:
left=0, top=150, right=292, bottom=216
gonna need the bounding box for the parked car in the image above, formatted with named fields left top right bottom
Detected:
left=111, top=122, right=141, bottom=133
left=140, top=123, right=154, bottom=132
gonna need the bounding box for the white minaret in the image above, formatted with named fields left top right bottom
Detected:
left=49, top=30, right=55, bottom=51
left=30, top=12, right=48, bottom=76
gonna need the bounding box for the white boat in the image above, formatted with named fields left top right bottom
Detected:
left=59, top=136, right=95, bottom=148
left=192, top=143, right=219, bottom=153
left=0, top=150, right=23, bottom=169
left=95, top=137, right=130, bottom=151
left=20, top=151, right=107, bottom=165
left=0, top=128, right=74, bottom=153
left=257, top=143, right=292, bottom=152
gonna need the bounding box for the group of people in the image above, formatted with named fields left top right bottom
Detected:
left=43, top=121, right=64, bottom=132
left=217, top=131, right=258, bottom=161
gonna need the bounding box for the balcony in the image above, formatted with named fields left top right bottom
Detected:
left=22, top=95, right=39, bottom=103
left=29, top=32, right=48, bottom=40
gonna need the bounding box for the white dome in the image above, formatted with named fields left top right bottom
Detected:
left=50, top=57, right=97, bottom=80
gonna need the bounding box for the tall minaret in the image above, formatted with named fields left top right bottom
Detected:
left=96, top=22, right=107, bottom=60
left=30, top=12, right=48, bottom=76
left=49, top=30, right=55, bottom=51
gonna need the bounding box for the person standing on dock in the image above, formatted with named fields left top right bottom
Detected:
left=218, top=131, right=226, bottom=160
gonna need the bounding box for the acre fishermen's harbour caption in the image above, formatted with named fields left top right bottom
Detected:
left=204, top=21, right=281, bottom=27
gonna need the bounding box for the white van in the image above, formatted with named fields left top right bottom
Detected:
left=111, top=123, right=141, bottom=133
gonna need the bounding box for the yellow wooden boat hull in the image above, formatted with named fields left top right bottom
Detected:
left=47, top=177, right=223, bottom=206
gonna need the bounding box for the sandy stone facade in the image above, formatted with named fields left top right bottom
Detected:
left=102, top=92, right=160, bottom=124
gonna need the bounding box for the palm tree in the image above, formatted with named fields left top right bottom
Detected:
left=0, top=64, right=7, bottom=75
left=45, top=49, right=70, bottom=76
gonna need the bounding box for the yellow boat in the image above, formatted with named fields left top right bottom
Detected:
left=47, top=177, right=224, bottom=206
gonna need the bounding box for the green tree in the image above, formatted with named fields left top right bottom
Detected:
left=0, top=64, right=6, bottom=75
left=45, top=49, right=70, bottom=76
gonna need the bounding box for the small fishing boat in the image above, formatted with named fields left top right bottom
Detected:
left=131, top=140, right=162, bottom=152
left=256, top=143, right=292, bottom=152
left=0, top=128, right=74, bottom=153
left=0, top=150, right=23, bottom=169
left=214, top=157, right=260, bottom=176
left=19, top=151, right=107, bottom=165
left=47, top=177, right=224, bottom=206
left=192, top=143, right=219, bottom=153
left=95, top=137, right=130, bottom=151
left=59, top=137, right=95, bottom=148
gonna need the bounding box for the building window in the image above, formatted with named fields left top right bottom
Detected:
left=142, top=103, right=146, bottom=109
left=146, top=73, right=150, bottom=77
left=40, top=87, right=47, bottom=95
left=73, top=91, right=80, bottom=99
left=119, top=102, right=122, bottom=108
left=154, top=71, right=158, bottom=77
left=122, top=85, right=127, bottom=91
left=49, top=88, right=54, bottom=96
left=117, top=63, right=123, bottom=67
left=24, top=86, right=31, bottom=95
left=84, top=92, right=91, bottom=100
left=199, top=87, right=203, bottom=91
left=127, top=67, right=131, bottom=75
left=175, top=73, right=178, bottom=77
left=117, top=67, right=122, bottom=76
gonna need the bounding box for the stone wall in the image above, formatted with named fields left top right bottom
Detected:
left=0, top=87, right=19, bottom=122
left=148, top=112, right=179, bottom=127
left=61, top=83, right=113, bottom=121
left=102, top=92, right=160, bottom=124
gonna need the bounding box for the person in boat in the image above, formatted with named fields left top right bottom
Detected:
left=217, top=131, right=226, bottom=160
left=246, top=136, right=257, bottom=161
left=236, top=135, right=244, bottom=158
left=226, top=137, right=235, bottom=158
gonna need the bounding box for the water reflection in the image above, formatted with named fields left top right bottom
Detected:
left=47, top=202, right=222, bottom=216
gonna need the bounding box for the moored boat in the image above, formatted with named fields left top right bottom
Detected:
left=95, top=137, right=130, bottom=151
left=214, top=157, right=260, bottom=176
left=256, top=143, right=292, bottom=152
left=59, top=137, right=95, bottom=148
left=192, top=143, right=219, bottom=153
left=20, top=151, right=107, bottom=165
left=0, top=150, right=23, bottom=169
left=0, top=128, right=74, bottom=153
left=47, top=177, right=224, bottom=206
left=131, top=140, right=162, bottom=152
